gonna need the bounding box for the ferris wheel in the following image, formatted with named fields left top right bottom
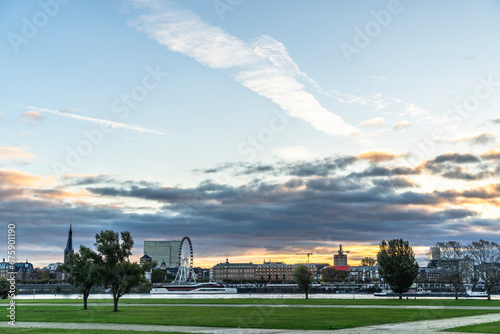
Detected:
left=173, top=236, right=196, bottom=283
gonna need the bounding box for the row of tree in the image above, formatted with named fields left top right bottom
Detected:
left=63, top=230, right=154, bottom=311
left=293, top=238, right=500, bottom=300
left=433, top=240, right=500, bottom=300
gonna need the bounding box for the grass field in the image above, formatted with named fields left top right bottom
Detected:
left=445, top=321, right=500, bottom=333
left=3, top=305, right=500, bottom=330
left=0, top=329, right=190, bottom=334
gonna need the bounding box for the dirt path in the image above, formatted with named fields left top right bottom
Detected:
left=2, top=313, right=500, bottom=334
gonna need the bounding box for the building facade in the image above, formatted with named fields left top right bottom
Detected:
left=212, top=260, right=319, bottom=282
left=348, top=265, right=379, bottom=282
left=144, top=240, right=181, bottom=268
left=0, top=259, right=37, bottom=280
left=212, top=259, right=255, bottom=282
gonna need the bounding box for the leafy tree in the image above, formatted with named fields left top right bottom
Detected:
left=0, top=277, right=9, bottom=299
left=151, top=269, right=166, bottom=283
left=467, top=239, right=500, bottom=301
left=321, top=267, right=346, bottom=282
left=293, top=264, right=312, bottom=299
left=435, top=241, right=467, bottom=300
left=36, top=269, right=51, bottom=281
left=377, top=239, right=419, bottom=300
left=62, top=245, right=100, bottom=310
left=360, top=257, right=377, bottom=266
left=94, top=230, right=154, bottom=311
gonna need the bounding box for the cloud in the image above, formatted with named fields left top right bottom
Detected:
left=402, top=103, right=432, bottom=120
left=0, top=147, right=34, bottom=162
left=420, top=153, right=498, bottom=180
left=359, top=117, right=385, bottom=127
left=2, top=150, right=500, bottom=266
left=332, top=91, right=401, bottom=112
left=370, top=75, right=388, bottom=84
left=0, top=170, right=48, bottom=186
left=490, top=117, right=500, bottom=124
left=355, top=150, right=403, bottom=163
left=393, top=120, right=410, bottom=130
left=22, top=111, right=41, bottom=122
left=130, top=10, right=358, bottom=136
left=196, top=156, right=357, bottom=177
left=24, top=106, right=165, bottom=135
left=252, top=35, right=335, bottom=99
left=456, top=133, right=497, bottom=145
left=273, top=146, right=318, bottom=160
left=481, top=149, right=500, bottom=160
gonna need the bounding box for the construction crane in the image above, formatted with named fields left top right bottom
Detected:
left=337, top=244, right=350, bottom=256
left=296, top=252, right=313, bottom=263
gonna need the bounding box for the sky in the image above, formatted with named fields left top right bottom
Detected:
left=1, top=0, right=500, bottom=268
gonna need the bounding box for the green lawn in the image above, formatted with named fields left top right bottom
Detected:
left=5, top=305, right=500, bottom=330
left=445, top=321, right=500, bottom=333
left=5, top=297, right=500, bottom=307
left=0, top=329, right=190, bottom=334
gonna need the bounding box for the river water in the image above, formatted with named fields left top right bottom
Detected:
left=14, top=293, right=500, bottom=300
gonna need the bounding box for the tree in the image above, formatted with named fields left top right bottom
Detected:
left=466, top=240, right=500, bottom=301
left=62, top=245, right=100, bottom=310
left=151, top=269, right=166, bottom=283
left=435, top=241, right=467, bottom=300
left=0, top=277, right=9, bottom=299
left=377, top=239, right=419, bottom=300
left=36, top=268, right=51, bottom=281
left=94, top=230, right=153, bottom=311
left=360, top=257, right=377, bottom=266
left=321, top=267, right=346, bottom=282
left=293, top=264, right=312, bottom=299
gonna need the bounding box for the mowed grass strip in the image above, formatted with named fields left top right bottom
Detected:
left=0, top=329, right=191, bottom=334
left=444, top=321, right=500, bottom=333
left=6, top=305, right=500, bottom=330
left=5, top=298, right=500, bottom=307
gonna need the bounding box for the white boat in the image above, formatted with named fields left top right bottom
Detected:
left=465, top=289, right=488, bottom=297
left=150, top=282, right=237, bottom=294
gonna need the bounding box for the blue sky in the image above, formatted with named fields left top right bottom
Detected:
left=1, top=0, right=500, bottom=267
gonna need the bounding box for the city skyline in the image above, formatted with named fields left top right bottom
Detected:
left=1, top=0, right=500, bottom=268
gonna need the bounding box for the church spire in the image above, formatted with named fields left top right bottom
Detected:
left=64, top=224, right=74, bottom=263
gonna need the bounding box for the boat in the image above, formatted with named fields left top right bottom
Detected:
left=465, top=289, right=488, bottom=298
left=150, top=282, right=237, bottom=294
left=374, top=287, right=431, bottom=297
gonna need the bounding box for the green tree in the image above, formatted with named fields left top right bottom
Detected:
left=321, top=267, right=346, bottom=282
left=0, top=277, right=9, bottom=299
left=94, top=230, right=153, bottom=311
left=151, top=269, right=166, bottom=283
left=377, top=239, right=419, bottom=300
left=36, top=268, right=51, bottom=281
left=62, top=245, right=100, bottom=310
left=293, top=264, right=312, bottom=299
left=360, top=257, right=377, bottom=266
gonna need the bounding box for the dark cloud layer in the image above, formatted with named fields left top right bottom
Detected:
left=2, top=151, right=499, bottom=266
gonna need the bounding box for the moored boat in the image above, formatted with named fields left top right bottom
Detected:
left=150, top=282, right=237, bottom=294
